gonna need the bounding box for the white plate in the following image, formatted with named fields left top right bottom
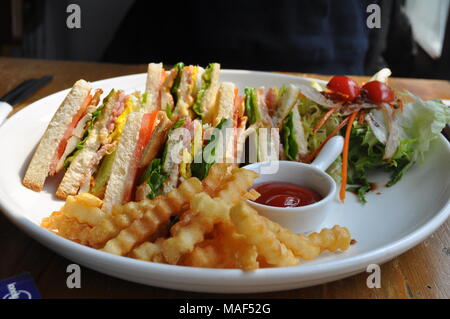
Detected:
left=0, top=70, right=449, bottom=293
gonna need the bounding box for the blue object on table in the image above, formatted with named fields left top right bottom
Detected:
left=0, top=273, right=42, bottom=299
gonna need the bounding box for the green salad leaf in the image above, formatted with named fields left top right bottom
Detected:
left=347, top=123, right=416, bottom=203
left=348, top=94, right=450, bottom=203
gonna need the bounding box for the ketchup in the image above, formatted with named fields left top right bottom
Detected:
left=253, top=182, right=322, bottom=208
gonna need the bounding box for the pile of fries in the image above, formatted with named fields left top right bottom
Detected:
left=42, top=164, right=351, bottom=270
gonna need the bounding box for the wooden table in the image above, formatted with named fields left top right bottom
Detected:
left=0, top=57, right=449, bottom=299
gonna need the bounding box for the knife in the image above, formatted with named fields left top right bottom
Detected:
left=0, top=75, right=53, bottom=126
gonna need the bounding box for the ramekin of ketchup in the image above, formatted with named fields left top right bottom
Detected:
left=253, top=182, right=323, bottom=208
left=243, top=136, right=344, bottom=233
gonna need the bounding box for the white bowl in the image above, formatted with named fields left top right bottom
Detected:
left=244, top=136, right=344, bottom=233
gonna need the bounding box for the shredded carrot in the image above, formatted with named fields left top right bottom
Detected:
left=303, top=116, right=350, bottom=163
left=397, top=98, right=404, bottom=113
left=340, top=111, right=359, bottom=201
left=358, top=111, right=365, bottom=125
left=312, top=108, right=337, bottom=134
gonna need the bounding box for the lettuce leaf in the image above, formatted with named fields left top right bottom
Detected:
left=395, top=94, right=450, bottom=161
left=191, top=118, right=231, bottom=179
left=171, top=62, right=185, bottom=105
left=347, top=123, right=417, bottom=203
left=192, top=63, right=215, bottom=118
left=282, top=111, right=298, bottom=161
left=349, top=94, right=450, bottom=202
left=165, top=103, right=173, bottom=120
left=244, top=87, right=259, bottom=125
left=141, top=158, right=168, bottom=199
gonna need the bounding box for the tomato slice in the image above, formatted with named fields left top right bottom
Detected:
left=122, top=110, right=159, bottom=202
left=362, top=81, right=394, bottom=103
left=327, top=75, right=361, bottom=101
left=138, top=110, right=159, bottom=149
left=49, top=92, right=93, bottom=175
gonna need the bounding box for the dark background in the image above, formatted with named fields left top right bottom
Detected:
left=1, top=0, right=449, bottom=79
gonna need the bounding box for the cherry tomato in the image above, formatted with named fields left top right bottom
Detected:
left=326, top=76, right=361, bottom=101
left=362, top=81, right=394, bottom=103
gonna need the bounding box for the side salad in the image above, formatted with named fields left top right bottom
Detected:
left=281, top=69, right=450, bottom=203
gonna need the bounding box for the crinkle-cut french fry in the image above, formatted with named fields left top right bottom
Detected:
left=307, top=225, right=351, bottom=252
left=87, top=201, right=155, bottom=248
left=262, top=216, right=320, bottom=260
left=230, top=201, right=300, bottom=267
left=215, top=168, right=259, bottom=204
left=170, top=166, right=258, bottom=236
left=214, top=222, right=259, bottom=271
left=162, top=193, right=230, bottom=264
left=242, top=189, right=260, bottom=201
left=101, top=177, right=203, bottom=256
left=62, top=193, right=107, bottom=227
left=129, top=238, right=165, bottom=262
left=42, top=211, right=91, bottom=244
left=202, top=163, right=232, bottom=196
left=181, top=243, right=222, bottom=268
left=168, top=163, right=233, bottom=235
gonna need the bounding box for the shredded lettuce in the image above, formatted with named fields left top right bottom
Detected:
left=295, top=97, right=342, bottom=180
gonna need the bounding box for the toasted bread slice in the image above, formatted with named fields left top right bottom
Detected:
left=200, top=63, right=221, bottom=124
left=55, top=90, right=124, bottom=199
left=102, top=112, right=143, bottom=213
left=23, top=80, right=92, bottom=191
left=213, top=82, right=235, bottom=127
left=144, top=63, right=163, bottom=111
